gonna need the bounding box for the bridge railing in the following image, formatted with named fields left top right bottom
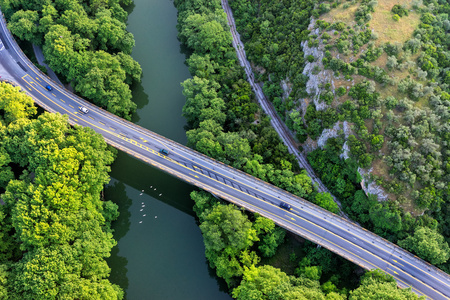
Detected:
left=2, top=8, right=450, bottom=291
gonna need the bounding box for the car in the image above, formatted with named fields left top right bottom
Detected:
left=45, top=85, right=52, bottom=91
left=159, top=149, right=169, bottom=156
left=279, top=202, right=291, bottom=210
left=79, top=107, right=89, bottom=114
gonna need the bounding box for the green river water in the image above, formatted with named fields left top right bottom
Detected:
left=105, top=0, right=231, bottom=299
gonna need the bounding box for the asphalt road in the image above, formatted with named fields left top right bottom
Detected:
left=219, top=0, right=349, bottom=219
left=0, top=10, right=449, bottom=300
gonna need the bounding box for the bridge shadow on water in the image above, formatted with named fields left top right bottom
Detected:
left=104, top=150, right=199, bottom=298
left=108, top=150, right=198, bottom=216
left=105, top=150, right=231, bottom=299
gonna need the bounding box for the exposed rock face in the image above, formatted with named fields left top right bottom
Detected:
left=340, top=141, right=350, bottom=160
left=301, top=18, right=333, bottom=112
left=280, top=79, right=292, bottom=101
left=317, top=122, right=341, bottom=148
left=359, top=167, right=389, bottom=201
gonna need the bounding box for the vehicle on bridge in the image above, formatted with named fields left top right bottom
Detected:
left=279, top=202, right=291, bottom=210
left=79, top=107, right=89, bottom=114
left=45, top=84, right=52, bottom=91
left=159, top=149, right=169, bottom=156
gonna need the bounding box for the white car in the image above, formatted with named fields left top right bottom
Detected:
left=79, top=107, right=89, bottom=114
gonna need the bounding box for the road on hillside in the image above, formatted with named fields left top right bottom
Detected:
left=220, top=0, right=348, bottom=217
left=0, top=9, right=449, bottom=300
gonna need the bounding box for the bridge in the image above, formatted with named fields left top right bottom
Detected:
left=0, top=10, right=449, bottom=300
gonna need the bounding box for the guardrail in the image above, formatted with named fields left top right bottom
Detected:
left=1, top=8, right=449, bottom=299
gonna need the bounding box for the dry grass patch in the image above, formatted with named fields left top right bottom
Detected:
left=371, top=158, right=390, bottom=182
left=370, top=0, right=420, bottom=45
left=371, top=52, right=389, bottom=70
left=321, top=4, right=359, bottom=24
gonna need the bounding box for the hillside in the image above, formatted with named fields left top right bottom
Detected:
left=230, top=0, right=450, bottom=273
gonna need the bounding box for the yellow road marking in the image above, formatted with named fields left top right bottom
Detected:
left=52, top=93, right=56, bottom=97
left=18, top=74, right=449, bottom=299
left=35, top=77, right=41, bottom=82
left=69, top=104, right=74, bottom=108
left=393, top=259, right=404, bottom=267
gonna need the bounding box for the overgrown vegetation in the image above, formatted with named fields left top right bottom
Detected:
left=0, top=82, right=121, bottom=299
left=176, top=0, right=425, bottom=298
left=0, top=0, right=142, bottom=119
left=229, top=0, right=450, bottom=276
left=229, top=0, right=315, bottom=118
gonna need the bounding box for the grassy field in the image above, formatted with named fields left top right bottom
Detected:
left=316, top=1, right=427, bottom=214
left=322, top=0, right=420, bottom=46
left=371, top=0, right=420, bottom=45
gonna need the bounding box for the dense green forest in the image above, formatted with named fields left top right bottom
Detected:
left=0, top=0, right=142, bottom=119
left=175, top=0, right=422, bottom=298
left=0, top=82, right=121, bottom=299
left=229, top=0, right=450, bottom=274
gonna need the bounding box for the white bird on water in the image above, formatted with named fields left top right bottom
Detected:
left=159, top=194, right=162, bottom=196
left=143, top=214, right=146, bottom=217
left=155, top=216, right=158, bottom=219
left=150, top=186, right=152, bottom=188
left=142, top=205, right=145, bottom=207
left=140, top=209, right=143, bottom=211
left=139, top=221, right=143, bottom=224
left=139, top=193, right=143, bottom=196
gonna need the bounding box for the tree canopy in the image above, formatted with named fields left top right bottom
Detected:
left=0, top=82, right=121, bottom=299
left=3, top=0, right=142, bottom=119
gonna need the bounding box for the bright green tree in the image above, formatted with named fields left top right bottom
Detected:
left=399, top=227, right=450, bottom=265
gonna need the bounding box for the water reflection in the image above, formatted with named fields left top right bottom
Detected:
left=105, top=181, right=131, bottom=293
left=106, top=0, right=231, bottom=297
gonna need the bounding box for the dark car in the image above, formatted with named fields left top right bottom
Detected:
left=45, top=85, right=52, bottom=91
left=159, top=149, right=169, bottom=156
left=279, top=202, right=291, bottom=210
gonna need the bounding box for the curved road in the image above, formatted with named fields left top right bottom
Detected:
left=0, top=10, right=448, bottom=300
left=220, top=0, right=348, bottom=218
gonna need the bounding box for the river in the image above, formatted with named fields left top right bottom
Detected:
left=105, top=0, right=231, bottom=299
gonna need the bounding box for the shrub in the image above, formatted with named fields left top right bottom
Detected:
left=391, top=4, right=408, bottom=17
left=337, top=86, right=347, bottom=97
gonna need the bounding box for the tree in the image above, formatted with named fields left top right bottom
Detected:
left=182, top=76, right=226, bottom=127
left=199, top=204, right=259, bottom=287
left=314, top=192, right=339, bottom=214
left=253, top=216, right=285, bottom=257
left=233, top=265, right=327, bottom=300
left=0, top=264, right=7, bottom=300
left=369, top=203, right=402, bottom=233
left=350, top=269, right=421, bottom=299
left=296, top=257, right=322, bottom=281
left=8, top=10, right=41, bottom=44
left=398, top=227, right=450, bottom=265
left=8, top=245, right=123, bottom=300
left=179, top=13, right=232, bottom=59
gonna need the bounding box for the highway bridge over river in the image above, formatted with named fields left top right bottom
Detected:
left=0, top=9, right=449, bottom=300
